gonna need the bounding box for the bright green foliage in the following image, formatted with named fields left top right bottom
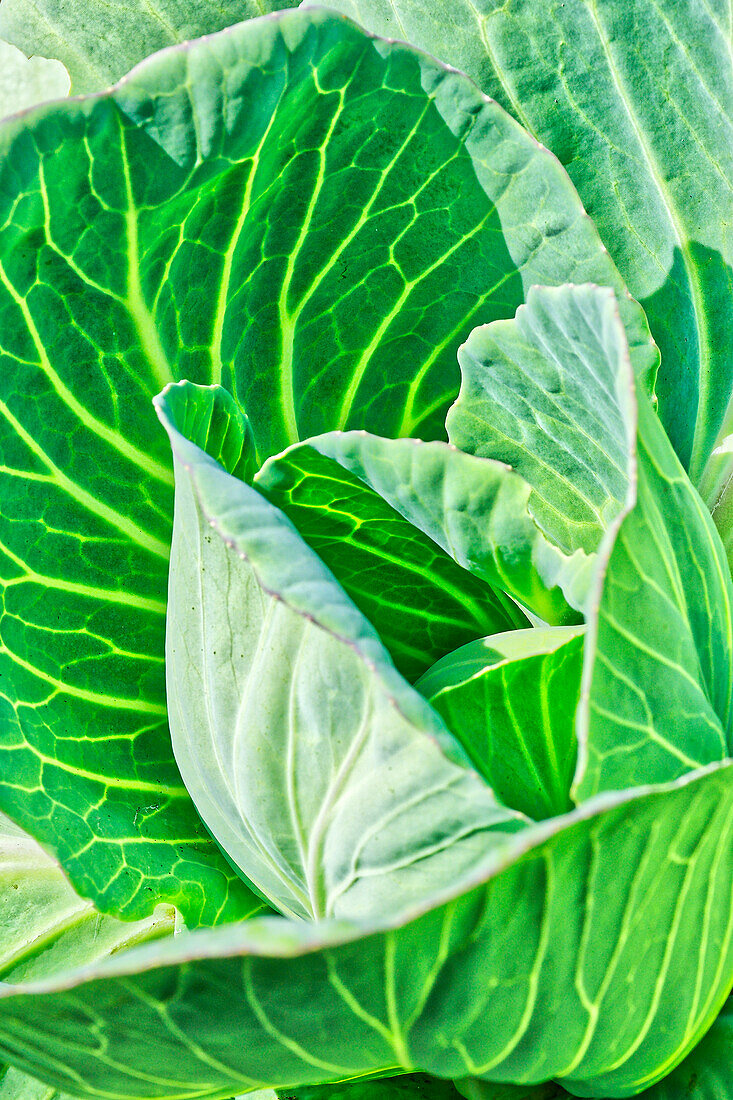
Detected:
left=576, top=386, right=733, bottom=798
left=0, top=4, right=730, bottom=1100
left=417, top=628, right=584, bottom=820
left=0, top=0, right=300, bottom=93
left=306, top=0, right=733, bottom=524
left=0, top=8, right=654, bottom=919
left=158, top=382, right=524, bottom=921
left=289, top=432, right=590, bottom=625
left=0, top=810, right=174, bottom=1099
left=257, top=444, right=528, bottom=680
left=637, top=998, right=732, bottom=1100
left=0, top=40, right=69, bottom=120
left=0, top=764, right=730, bottom=1097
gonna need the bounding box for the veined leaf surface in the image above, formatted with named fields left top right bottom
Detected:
left=158, top=382, right=524, bottom=922
left=0, top=41, right=69, bottom=121
left=0, top=764, right=730, bottom=1097
left=635, top=998, right=732, bottom=1100
left=0, top=1, right=300, bottom=93
left=0, top=810, right=174, bottom=1100
left=257, top=442, right=528, bottom=681
left=417, top=628, right=584, bottom=821
left=303, top=0, right=733, bottom=519
left=448, top=285, right=636, bottom=558
left=575, top=383, right=733, bottom=797
left=0, top=9, right=653, bottom=915
left=297, top=284, right=641, bottom=624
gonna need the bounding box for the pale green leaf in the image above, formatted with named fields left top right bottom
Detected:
left=0, top=1, right=300, bottom=93
left=417, top=627, right=584, bottom=821
left=0, top=764, right=730, bottom=1097
left=447, top=284, right=636, bottom=558
left=157, top=381, right=524, bottom=922
left=0, top=40, right=69, bottom=121
left=0, top=9, right=653, bottom=915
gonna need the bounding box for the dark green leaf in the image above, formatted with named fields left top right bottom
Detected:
left=257, top=443, right=528, bottom=681
left=305, top=0, right=733, bottom=524
left=417, top=628, right=584, bottom=820
left=637, top=998, right=732, bottom=1100
left=283, top=432, right=588, bottom=626
left=277, top=1073, right=463, bottom=1099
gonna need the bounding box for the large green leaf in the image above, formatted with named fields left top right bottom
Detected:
left=256, top=442, right=527, bottom=682
left=0, top=1, right=300, bottom=94
left=447, top=285, right=636, bottom=558
left=293, top=283, right=639, bottom=624
left=0, top=810, right=173, bottom=1099
left=0, top=763, right=730, bottom=1097
left=302, top=0, right=733, bottom=513
left=259, top=432, right=587, bottom=626
left=158, top=382, right=524, bottom=922
left=637, top=998, right=732, bottom=1100
left=0, top=41, right=69, bottom=121
left=417, top=628, right=584, bottom=821
left=575, top=382, right=733, bottom=798
left=0, top=9, right=653, bottom=915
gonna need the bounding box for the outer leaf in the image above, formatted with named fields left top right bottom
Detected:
left=0, top=41, right=69, bottom=121
left=0, top=9, right=652, bottom=915
left=256, top=442, right=528, bottom=681
left=302, top=0, right=732, bottom=503
left=637, top=998, right=732, bottom=1100
left=0, top=810, right=173, bottom=1100
left=447, top=285, right=636, bottom=558
left=157, top=382, right=524, bottom=922
left=0, top=764, right=730, bottom=1097
left=0, top=1, right=300, bottom=93
left=575, top=384, right=733, bottom=797
left=0, top=812, right=174, bottom=983
left=417, top=627, right=584, bottom=821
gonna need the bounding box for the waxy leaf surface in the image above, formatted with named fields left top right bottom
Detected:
left=306, top=0, right=733, bottom=531
left=0, top=8, right=652, bottom=916
left=158, top=381, right=524, bottom=922
left=0, top=41, right=69, bottom=121
left=257, top=443, right=528, bottom=681
left=576, top=385, right=733, bottom=797
left=0, top=0, right=300, bottom=93
left=418, top=628, right=584, bottom=821
left=448, top=285, right=636, bottom=558
left=0, top=765, right=730, bottom=1097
